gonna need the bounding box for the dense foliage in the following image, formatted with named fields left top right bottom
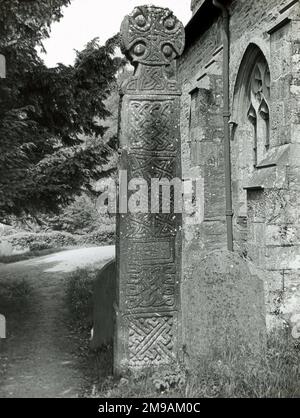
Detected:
left=0, top=0, right=121, bottom=223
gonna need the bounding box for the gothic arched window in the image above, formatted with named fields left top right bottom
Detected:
left=247, top=58, right=271, bottom=166
left=231, top=45, right=272, bottom=216
left=232, top=46, right=271, bottom=169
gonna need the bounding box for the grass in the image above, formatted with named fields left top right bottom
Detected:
left=184, top=331, right=300, bottom=398
left=65, top=267, right=300, bottom=398
left=0, top=247, right=68, bottom=264
left=93, top=331, right=300, bottom=398
left=65, top=268, right=95, bottom=328
left=0, top=277, right=34, bottom=382
left=65, top=268, right=115, bottom=385
left=0, top=278, right=33, bottom=302
left=64, top=268, right=104, bottom=396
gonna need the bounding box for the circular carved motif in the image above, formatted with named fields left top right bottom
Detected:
left=165, top=18, right=175, bottom=30
left=135, top=14, right=147, bottom=27
left=162, top=44, right=173, bottom=58
left=121, top=6, right=185, bottom=66
left=134, top=43, right=146, bottom=56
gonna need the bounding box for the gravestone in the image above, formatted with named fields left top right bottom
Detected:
left=91, top=259, right=116, bottom=350
left=183, top=249, right=267, bottom=364
left=115, top=6, right=185, bottom=373
left=91, top=260, right=116, bottom=376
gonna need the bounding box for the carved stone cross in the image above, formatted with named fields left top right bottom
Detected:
left=115, top=6, right=185, bottom=373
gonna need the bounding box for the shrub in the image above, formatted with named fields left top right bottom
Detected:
left=45, top=195, right=101, bottom=235
left=0, top=224, right=18, bottom=236
left=65, top=268, right=97, bottom=329
left=44, top=194, right=117, bottom=236
left=3, top=228, right=115, bottom=255
left=5, top=231, right=78, bottom=252
left=28, top=242, right=52, bottom=251
left=77, top=228, right=115, bottom=246
left=0, top=279, right=33, bottom=301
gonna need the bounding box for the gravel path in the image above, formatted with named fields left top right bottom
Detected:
left=0, top=246, right=115, bottom=398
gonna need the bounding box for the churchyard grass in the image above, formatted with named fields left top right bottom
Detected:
left=95, top=331, right=300, bottom=398
left=67, top=267, right=300, bottom=398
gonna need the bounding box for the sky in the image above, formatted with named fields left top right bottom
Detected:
left=41, top=0, right=192, bottom=67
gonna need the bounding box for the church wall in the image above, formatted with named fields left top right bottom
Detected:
left=179, top=0, right=300, bottom=329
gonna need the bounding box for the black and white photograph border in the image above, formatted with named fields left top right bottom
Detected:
left=0, top=0, right=300, bottom=402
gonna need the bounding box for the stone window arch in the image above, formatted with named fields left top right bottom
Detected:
left=231, top=44, right=271, bottom=218
left=247, top=59, right=271, bottom=166
left=232, top=45, right=271, bottom=168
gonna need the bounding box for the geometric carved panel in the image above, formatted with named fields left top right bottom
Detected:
left=128, top=315, right=176, bottom=367
left=129, top=152, right=176, bottom=181
left=125, top=264, right=176, bottom=312
left=129, top=100, right=176, bottom=153
left=122, top=214, right=177, bottom=239
left=124, top=240, right=175, bottom=265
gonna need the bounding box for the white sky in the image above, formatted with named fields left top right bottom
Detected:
left=41, top=0, right=192, bottom=67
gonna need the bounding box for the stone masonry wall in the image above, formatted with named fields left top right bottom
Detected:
left=179, top=0, right=300, bottom=329
left=179, top=15, right=226, bottom=265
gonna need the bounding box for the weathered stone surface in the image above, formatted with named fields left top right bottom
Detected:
left=183, top=219, right=226, bottom=260
left=282, top=270, right=300, bottom=322
left=115, top=6, right=184, bottom=373
left=265, top=246, right=300, bottom=270
left=182, top=249, right=266, bottom=363
left=179, top=0, right=300, bottom=330
left=91, top=260, right=116, bottom=350
left=265, top=224, right=300, bottom=246
left=263, top=270, right=284, bottom=314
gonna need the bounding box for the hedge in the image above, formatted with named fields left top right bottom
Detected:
left=4, top=229, right=115, bottom=252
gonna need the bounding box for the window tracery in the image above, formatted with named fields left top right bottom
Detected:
left=247, top=59, right=270, bottom=166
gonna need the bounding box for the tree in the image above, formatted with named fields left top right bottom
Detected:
left=0, top=0, right=122, bottom=223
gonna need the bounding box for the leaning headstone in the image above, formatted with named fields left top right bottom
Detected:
left=91, top=260, right=116, bottom=350
left=182, top=249, right=266, bottom=364
left=115, top=6, right=185, bottom=374
left=91, top=260, right=116, bottom=376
